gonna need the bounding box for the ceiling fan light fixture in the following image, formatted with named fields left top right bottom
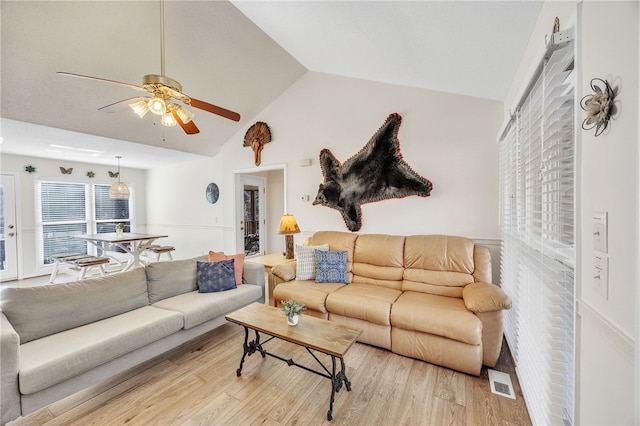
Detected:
left=148, top=96, right=167, bottom=115
left=161, top=110, right=177, bottom=127
left=129, top=99, right=149, bottom=118
left=174, top=105, right=195, bottom=124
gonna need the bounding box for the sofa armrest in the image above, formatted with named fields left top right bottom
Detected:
left=271, top=259, right=297, bottom=283
left=1, top=311, right=21, bottom=424
left=463, top=282, right=512, bottom=313
left=243, top=262, right=265, bottom=289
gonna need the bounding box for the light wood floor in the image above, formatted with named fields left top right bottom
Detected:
left=8, top=322, right=531, bottom=426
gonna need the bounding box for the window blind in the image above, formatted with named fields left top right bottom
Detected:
left=498, top=34, right=575, bottom=426
left=38, top=181, right=89, bottom=263
left=37, top=181, right=132, bottom=264
left=94, top=184, right=130, bottom=233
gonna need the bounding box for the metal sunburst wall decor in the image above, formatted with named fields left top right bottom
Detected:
left=580, top=78, right=617, bottom=137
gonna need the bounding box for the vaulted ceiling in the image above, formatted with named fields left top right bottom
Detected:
left=1, top=1, right=542, bottom=168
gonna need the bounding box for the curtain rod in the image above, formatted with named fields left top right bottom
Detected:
left=498, top=28, right=574, bottom=142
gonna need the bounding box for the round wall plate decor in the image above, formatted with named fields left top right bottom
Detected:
left=206, top=183, right=219, bottom=204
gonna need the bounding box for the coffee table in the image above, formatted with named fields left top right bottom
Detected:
left=225, top=303, right=362, bottom=421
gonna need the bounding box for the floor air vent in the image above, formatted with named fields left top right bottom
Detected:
left=488, top=369, right=516, bottom=399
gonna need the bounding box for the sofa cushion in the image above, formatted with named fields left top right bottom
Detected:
left=351, top=234, right=405, bottom=289
left=146, top=258, right=199, bottom=303
left=391, top=291, right=482, bottom=346
left=273, top=281, right=345, bottom=314
left=197, top=260, right=236, bottom=293
left=404, top=235, right=474, bottom=273
left=18, top=306, right=183, bottom=395
left=326, top=284, right=401, bottom=326
left=402, top=235, right=475, bottom=295
left=295, top=244, right=329, bottom=280
left=402, top=270, right=474, bottom=297
left=315, top=250, right=349, bottom=284
left=153, top=285, right=263, bottom=329
left=208, top=251, right=245, bottom=285
left=1, top=268, right=149, bottom=343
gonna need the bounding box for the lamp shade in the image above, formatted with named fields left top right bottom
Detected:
left=129, top=99, right=149, bottom=118
left=278, top=214, right=300, bottom=235
left=174, top=105, right=195, bottom=123
left=148, top=96, right=167, bottom=115
left=109, top=156, right=130, bottom=200
left=109, top=182, right=130, bottom=199
left=161, top=111, right=177, bottom=127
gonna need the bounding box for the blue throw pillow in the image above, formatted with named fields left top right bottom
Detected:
left=197, top=260, right=236, bottom=293
left=315, top=250, right=349, bottom=284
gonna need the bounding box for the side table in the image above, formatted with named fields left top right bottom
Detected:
left=245, top=253, right=291, bottom=306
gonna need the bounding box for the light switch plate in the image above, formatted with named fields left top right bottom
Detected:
left=593, top=253, right=609, bottom=300
left=593, top=212, right=608, bottom=253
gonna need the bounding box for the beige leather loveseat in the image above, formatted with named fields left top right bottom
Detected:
left=272, top=231, right=511, bottom=376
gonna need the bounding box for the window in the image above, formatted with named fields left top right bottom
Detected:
left=94, top=185, right=131, bottom=234
left=498, top=33, right=575, bottom=425
left=37, top=181, right=132, bottom=265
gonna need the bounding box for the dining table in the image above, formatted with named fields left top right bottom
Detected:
left=74, top=232, right=168, bottom=272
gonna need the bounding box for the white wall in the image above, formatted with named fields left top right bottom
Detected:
left=578, top=1, right=638, bottom=424
left=0, top=153, right=147, bottom=278
left=145, top=71, right=503, bottom=272
left=265, top=169, right=285, bottom=253
left=504, top=1, right=638, bottom=424
left=145, top=155, right=225, bottom=259
left=217, top=72, right=503, bottom=249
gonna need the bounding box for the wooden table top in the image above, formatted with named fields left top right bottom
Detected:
left=74, top=233, right=168, bottom=243
left=226, top=303, right=362, bottom=358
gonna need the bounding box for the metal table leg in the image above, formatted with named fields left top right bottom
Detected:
left=233, top=326, right=352, bottom=421
left=236, top=327, right=265, bottom=377
left=327, top=356, right=350, bottom=421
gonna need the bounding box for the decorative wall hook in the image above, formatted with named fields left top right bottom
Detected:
left=580, top=78, right=616, bottom=137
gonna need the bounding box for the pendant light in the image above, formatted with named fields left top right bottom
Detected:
left=109, top=156, right=130, bottom=200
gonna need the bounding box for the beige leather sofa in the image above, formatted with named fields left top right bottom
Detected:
left=272, top=231, right=511, bottom=376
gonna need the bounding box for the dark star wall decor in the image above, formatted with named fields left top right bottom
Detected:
left=313, top=113, right=433, bottom=232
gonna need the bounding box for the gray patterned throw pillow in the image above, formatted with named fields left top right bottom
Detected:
left=197, top=260, right=236, bottom=293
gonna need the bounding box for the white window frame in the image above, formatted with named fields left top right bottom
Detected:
left=36, top=179, right=134, bottom=269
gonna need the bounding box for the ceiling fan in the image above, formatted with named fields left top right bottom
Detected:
left=57, top=0, right=240, bottom=135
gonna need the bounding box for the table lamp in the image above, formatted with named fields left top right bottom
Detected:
left=278, top=214, right=300, bottom=259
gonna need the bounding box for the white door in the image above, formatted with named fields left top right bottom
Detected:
left=236, top=175, right=266, bottom=257
left=1, top=174, right=18, bottom=281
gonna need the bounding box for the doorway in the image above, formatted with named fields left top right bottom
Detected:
left=241, top=176, right=265, bottom=256
left=234, top=164, right=287, bottom=257
left=1, top=174, right=18, bottom=281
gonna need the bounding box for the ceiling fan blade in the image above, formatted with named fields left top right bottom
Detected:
left=98, top=97, right=149, bottom=113
left=57, top=72, right=146, bottom=92
left=171, top=109, right=200, bottom=134
left=188, top=97, right=241, bottom=122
